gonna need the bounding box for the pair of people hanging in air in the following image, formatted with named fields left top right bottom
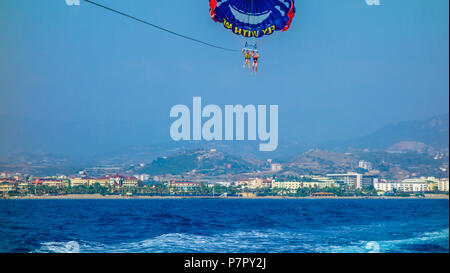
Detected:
left=242, top=49, right=259, bottom=75
left=210, top=0, right=296, bottom=75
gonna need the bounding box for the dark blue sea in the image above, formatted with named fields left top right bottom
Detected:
left=0, top=199, right=448, bottom=253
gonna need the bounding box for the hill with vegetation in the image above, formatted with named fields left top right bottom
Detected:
left=138, top=149, right=260, bottom=176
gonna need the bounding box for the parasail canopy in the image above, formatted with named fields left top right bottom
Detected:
left=209, top=0, right=296, bottom=38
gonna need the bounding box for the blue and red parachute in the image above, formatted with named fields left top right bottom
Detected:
left=209, top=0, right=295, bottom=38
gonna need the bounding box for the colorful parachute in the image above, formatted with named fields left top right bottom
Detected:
left=209, top=0, right=295, bottom=38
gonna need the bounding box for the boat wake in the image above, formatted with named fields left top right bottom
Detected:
left=32, top=228, right=449, bottom=253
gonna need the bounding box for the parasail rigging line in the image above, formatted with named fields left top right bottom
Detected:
left=82, top=0, right=240, bottom=52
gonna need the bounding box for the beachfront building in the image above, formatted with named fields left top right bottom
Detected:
left=373, top=182, right=396, bottom=193
left=70, top=177, right=112, bottom=187
left=271, top=180, right=329, bottom=191
left=0, top=180, right=15, bottom=193
left=426, top=181, right=438, bottom=191
left=361, top=175, right=379, bottom=189
left=70, top=177, right=99, bottom=187
left=16, top=182, right=29, bottom=192
left=309, top=176, right=337, bottom=188
left=169, top=181, right=201, bottom=190
left=33, top=178, right=68, bottom=188
left=327, top=173, right=363, bottom=189
left=234, top=178, right=253, bottom=189
left=262, top=178, right=272, bottom=188
left=233, top=179, right=252, bottom=188
left=70, top=177, right=90, bottom=187
left=272, top=180, right=301, bottom=190
left=402, top=178, right=429, bottom=192
left=418, top=176, right=443, bottom=192
left=93, top=177, right=111, bottom=187
left=122, top=177, right=139, bottom=187
left=107, top=175, right=124, bottom=188
left=234, top=178, right=270, bottom=189
left=374, top=180, right=428, bottom=193
left=438, top=178, right=449, bottom=192
left=68, top=175, right=138, bottom=188
left=100, top=175, right=139, bottom=188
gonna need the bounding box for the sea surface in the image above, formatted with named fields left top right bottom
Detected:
left=0, top=199, right=448, bottom=253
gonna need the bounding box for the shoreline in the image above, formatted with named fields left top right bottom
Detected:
left=2, top=194, right=449, bottom=200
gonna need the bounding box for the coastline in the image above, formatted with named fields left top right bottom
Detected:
left=2, top=194, right=449, bottom=200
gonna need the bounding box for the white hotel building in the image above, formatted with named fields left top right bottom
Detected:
left=438, top=178, right=449, bottom=192
left=327, top=173, right=363, bottom=189
left=271, top=176, right=337, bottom=191
left=374, top=179, right=428, bottom=193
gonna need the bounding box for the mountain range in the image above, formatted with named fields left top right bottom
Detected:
left=0, top=114, right=448, bottom=176
left=343, top=114, right=448, bottom=152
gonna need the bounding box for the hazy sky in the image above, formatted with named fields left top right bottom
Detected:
left=0, top=0, right=448, bottom=156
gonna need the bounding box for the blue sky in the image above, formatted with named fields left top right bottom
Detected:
left=0, top=0, right=448, bottom=156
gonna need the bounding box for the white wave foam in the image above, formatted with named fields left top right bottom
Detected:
left=34, top=241, right=80, bottom=253
left=32, top=228, right=449, bottom=253
left=326, top=228, right=449, bottom=253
